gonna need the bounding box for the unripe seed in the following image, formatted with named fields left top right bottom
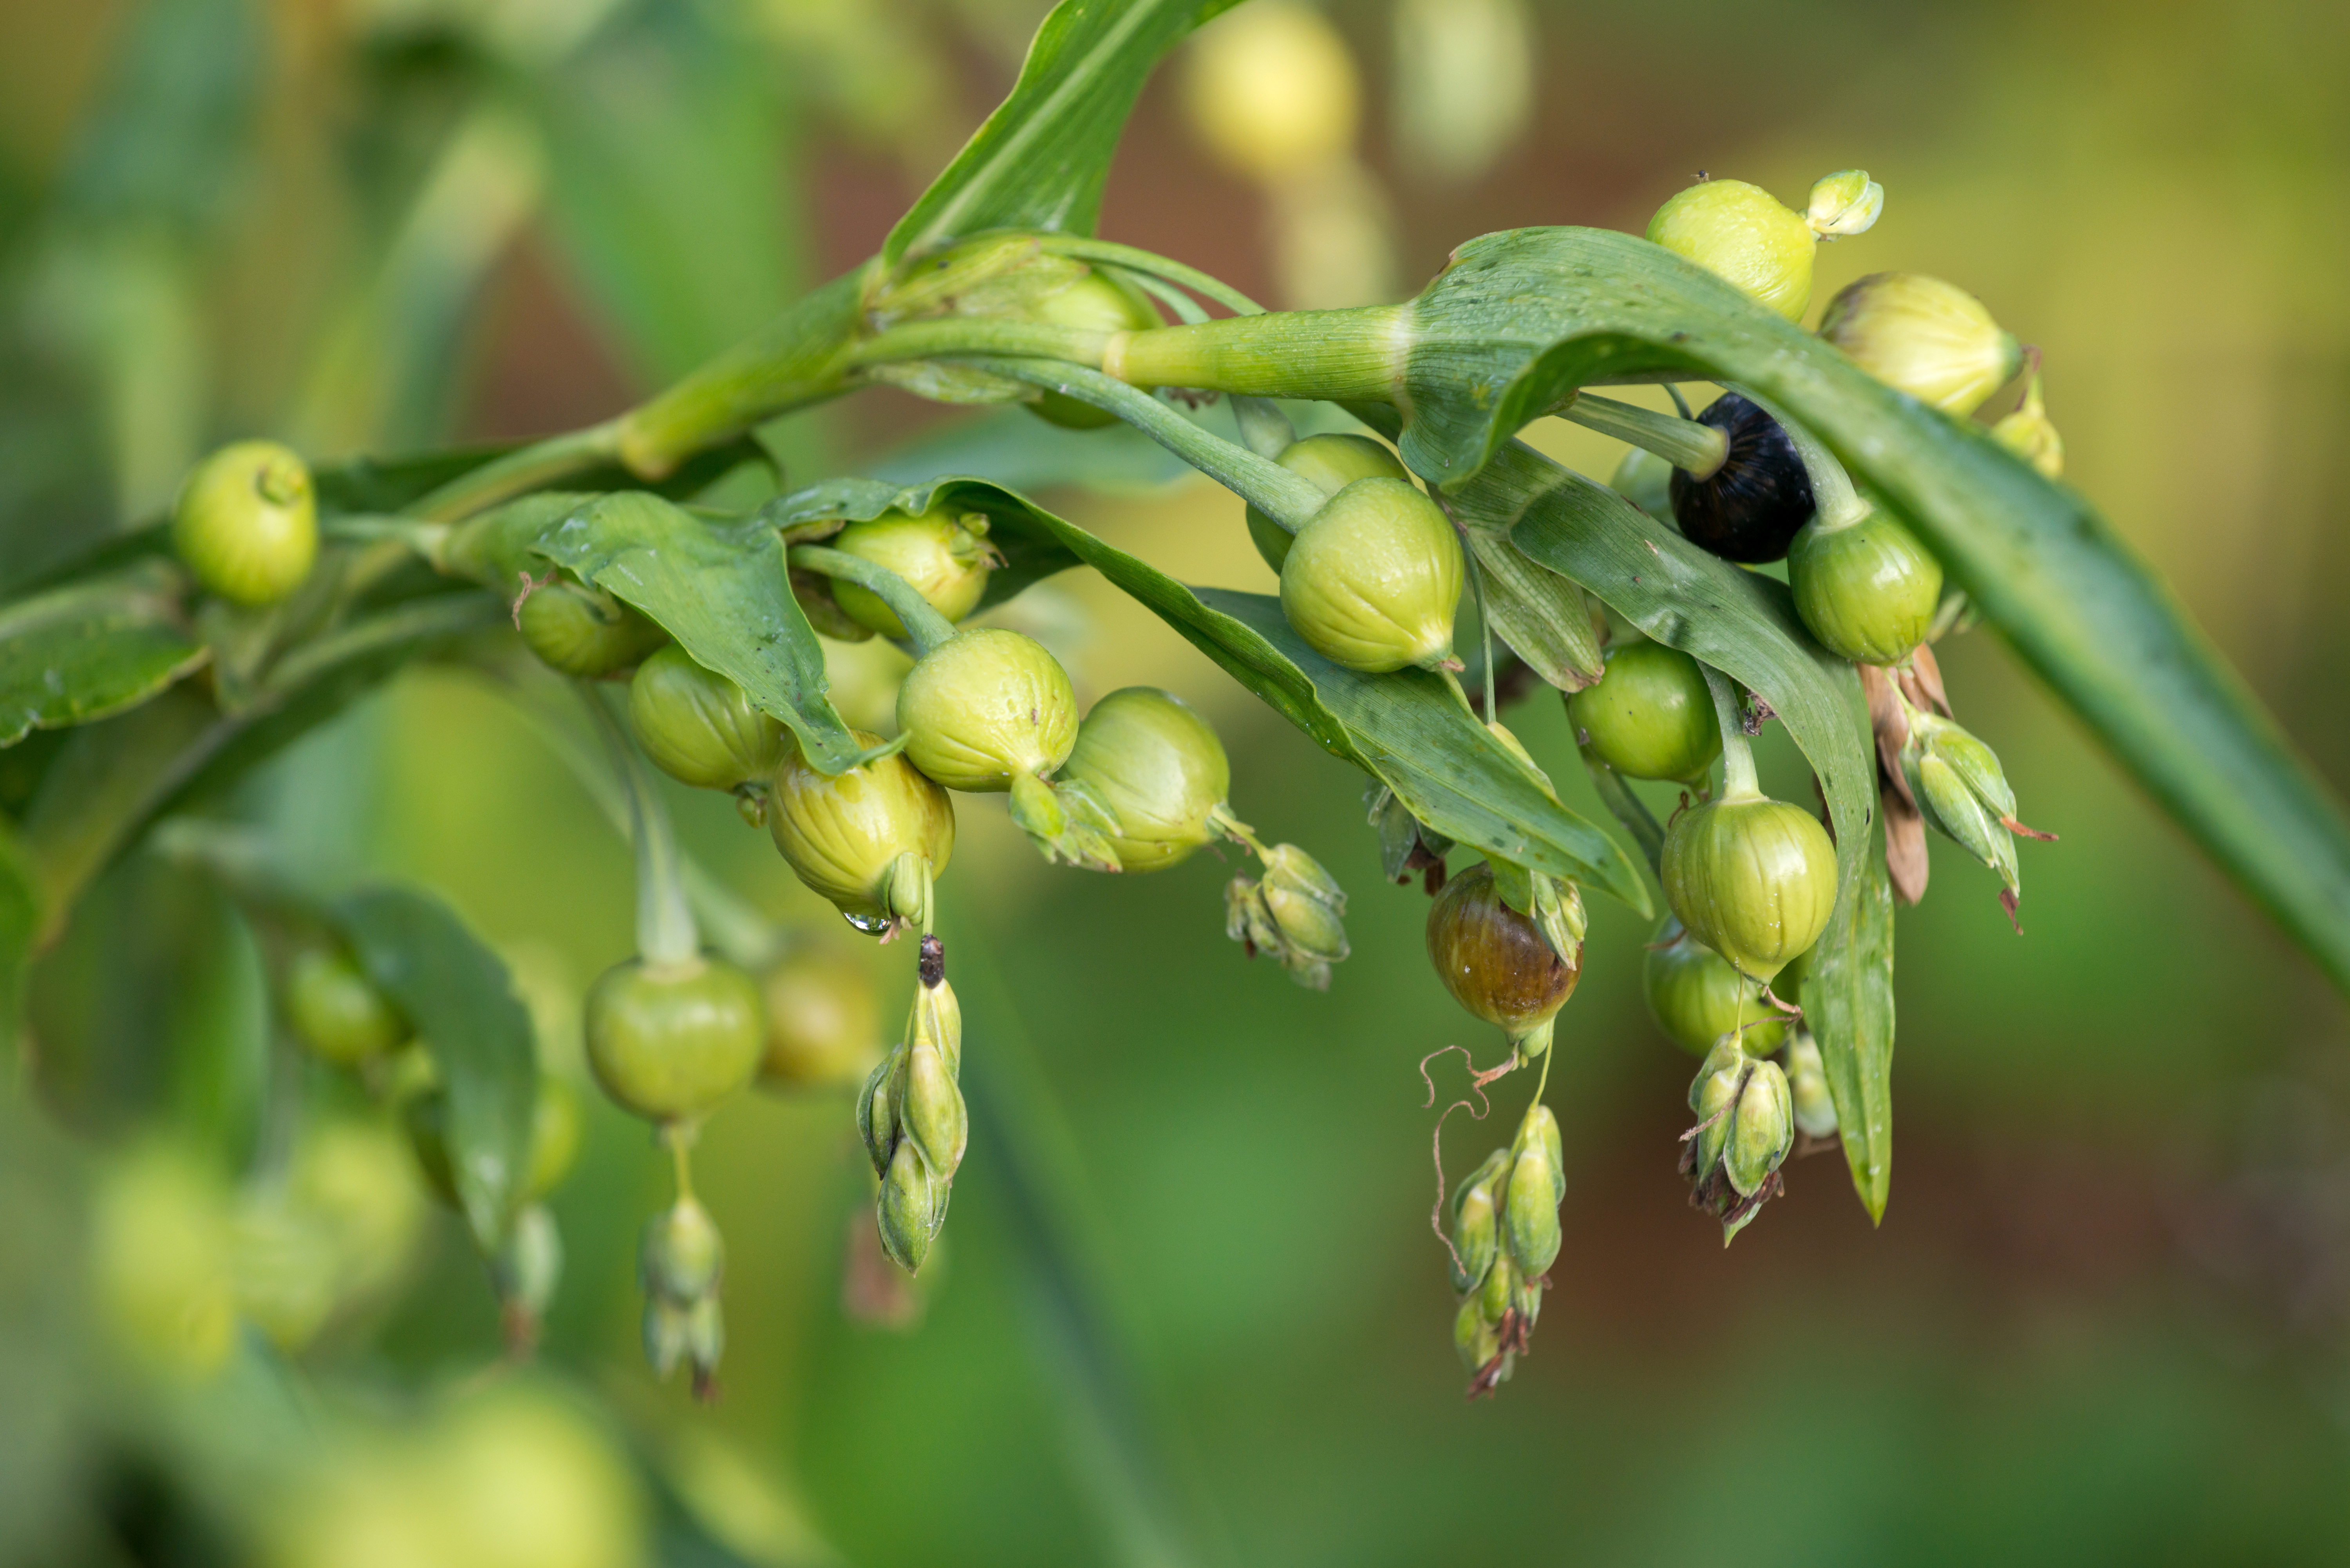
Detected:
left=758, top=947, right=880, bottom=1090
left=282, top=946, right=409, bottom=1067
left=1450, top=1171, right=1501, bottom=1293
left=1244, top=433, right=1410, bottom=572
left=627, top=646, right=788, bottom=791
left=1787, top=511, right=1943, bottom=666
left=172, top=440, right=318, bottom=606
left=1819, top=272, right=2023, bottom=417
left=1279, top=477, right=1462, bottom=673
left=1668, top=393, right=1815, bottom=564
left=1785, top=1032, right=1838, bottom=1140
left=827, top=507, right=996, bottom=638
left=1661, top=797, right=1837, bottom=984
left=897, top=628, right=1080, bottom=791
left=1645, top=178, right=1817, bottom=320
left=878, top=1140, right=940, bottom=1273
left=901, top=1041, right=968, bottom=1180
left=1058, top=686, right=1231, bottom=872
left=768, top=732, right=956, bottom=931
left=1502, top=1142, right=1562, bottom=1277
left=1425, top=863, right=1577, bottom=1042
left=583, top=956, right=765, bottom=1124
left=519, top=578, right=668, bottom=677
left=1567, top=640, right=1721, bottom=783
left=1642, top=917, right=1784, bottom=1058
left=1724, top=1058, right=1794, bottom=1197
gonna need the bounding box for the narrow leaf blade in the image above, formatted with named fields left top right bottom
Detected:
left=1801, top=829, right=1896, bottom=1221
left=883, top=0, right=1235, bottom=263
left=334, top=886, right=537, bottom=1250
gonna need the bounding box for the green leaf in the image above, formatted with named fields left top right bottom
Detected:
left=1801, top=827, right=1896, bottom=1221
left=535, top=492, right=881, bottom=773
left=1390, top=224, right=2350, bottom=992
left=1454, top=441, right=1876, bottom=909
left=883, top=0, right=1238, bottom=264
left=0, top=818, right=40, bottom=1059
left=772, top=473, right=1645, bottom=905
left=333, top=886, right=538, bottom=1250
left=0, top=562, right=206, bottom=746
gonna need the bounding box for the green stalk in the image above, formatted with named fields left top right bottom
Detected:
left=1701, top=665, right=1762, bottom=802
left=1558, top=393, right=1726, bottom=479
left=1106, top=307, right=1407, bottom=405
left=959, top=356, right=1327, bottom=529
left=1731, top=385, right=1869, bottom=531
left=408, top=421, right=624, bottom=525
left=580, top=685, right=699, bottom=968
left=786, top=545, right=958, bottom=656
left=1032, top=234, right=1268, bottom=319
left=1580, top=749, right=1665, bottom=876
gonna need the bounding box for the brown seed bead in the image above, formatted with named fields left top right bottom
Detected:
left=1424, top=864, right=1578, bottom=1033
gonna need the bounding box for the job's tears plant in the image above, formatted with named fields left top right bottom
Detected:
left=9, top=0, right=2350, bottom=1407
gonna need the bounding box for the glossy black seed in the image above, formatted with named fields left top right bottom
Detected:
left=1668, top=392, right=1816, bottom=564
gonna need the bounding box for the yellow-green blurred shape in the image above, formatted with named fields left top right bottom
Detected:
left=664, top=1426, right=844, bottom=1567
left=234, top=1121, right=428, bottom=1353
left=819, top=635, right=913, bottom=736
left=1184, top=1, right=1359, bottom=183
left=1392, top=0, right=1532, bottom=182
left=274, top=1383, right=647, bottom=1568
left=92, top=1143, right=237, bottom=1379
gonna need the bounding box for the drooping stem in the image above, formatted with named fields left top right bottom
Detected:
left=580, top=683, right=700, bottom=968
left=1580, top=750, right=1665, bottom=876
left=1033, top=234, right=1268, bottom=319
left=958, top=356, right=1329, bottom=530
left=1701, top=664, right=1762, bottom=802
left=1730, top=384, right=1870, bottom=531
left=1464, top=538, right=1497, bottom=718
left=1559, top=393, right=1727, bottom=479
left=786, top=545, right=958, bottom=656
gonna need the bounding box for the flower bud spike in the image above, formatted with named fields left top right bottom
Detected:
left=1723, top=1059, right=1794, bottom=1198
left=879, top=1141, right=940, bottom=1274
left=856, top=1049, right=903, bottom=1178
left=902, top=1042, right=968, bottom=1180
left=1450, top=1177, right=1500, bottom=1294
left=1502, top=1141, right=1563, bottom=1278
left=1819, top=272, right=2025, bottom=417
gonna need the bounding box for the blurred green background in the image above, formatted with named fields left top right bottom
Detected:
left=5, top=0, right=2350, bottom=1563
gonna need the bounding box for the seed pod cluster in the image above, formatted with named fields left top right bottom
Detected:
left=1786, top=510, right=1944, bottom=667
left=1278, top=477, right=1462, bottom=674
left=1682, top=1037, right=1795, bottom=1241
left=520, top=578, right=667, bottom=677
left=1661, top=795, right=1836, bottom=985
left=1449, top=1103, right=1565, bottom=1396
left=768, top=732, right=955, bottom=937
left=1427, top=863, right=1578, bottom=1057
left=1244, top=433, right=1411, bottom=573
left=1667, top=393, right=1815, bottom=564
left=1898, top=703, right=2051, bottom=921
left=827, top=507, right=997, bottom=638
left=1227, top=842, right=1351, bottom=990
left=1567, top=639, right=1721, bottom=784
left=172, top=440, right=319, bottom=607
left=640, top=1196, right=727, bottom=1399
left=628, top=646, right=788, bottom=796
left=583, top=956, right=765, bottom=1126
left=857, top=938, right=966, bottom=1274
left=1641, top=917, right=1785, bottom=1059
left=282, top=945, right=410, bottom=1068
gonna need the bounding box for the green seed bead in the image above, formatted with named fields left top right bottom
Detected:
left=583, top=956, right=764, bottom=1125
left=1025, top=271, right=1163, bottom=428
left=1425, top=863, right=1577, bottom=1038
left=896, top=628, right=1079, bottom=792
left=1645, top=179, right=1816, bottom=321
left=282, top=947, right=409, bottom=1067
left=1787, top=512, right=1944, bottom=666
left=1244, top=433, right=1410, bottom=572
left=1641, top=917, right=1785, bottom=1057
left=171, top=440, right=318, bottom=606
left=1566, top=640, right=1721, bottom=783
left=1279, top=477, right=1462, bottom=674
left=1057, top=687, right=1231, bottom=872
left=1818, top=272, right=2023, bottom=417
left=827, top=507, right=994, bottom=639
left=519, top=579, right=668, bottom=677
left=627, top=645, right=788, bottom=791
left=768, top=733, right=955, bottom=930
left=1661, top=797, right=1837, bottom=984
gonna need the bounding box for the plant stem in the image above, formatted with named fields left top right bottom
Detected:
left=1701, top=665, right=1762, bottom=801
left=1730, top=384, right=1870, bottom=531
left=786, top=545, right=958, bottom=656
left=1104, top=306, right=1407, bottom=405
left=1579, top=749, right=1666, bottom=876
left=1559, top=393, right=1726, bottom=479
left=580, top=683, right=700, bottom=968
left=960, top=356, right=1329, bottom=529
left=409, top=421, right=624, bottom=524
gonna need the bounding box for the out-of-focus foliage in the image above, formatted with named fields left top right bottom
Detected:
left=4, top=0, right=2350, bottom=1566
